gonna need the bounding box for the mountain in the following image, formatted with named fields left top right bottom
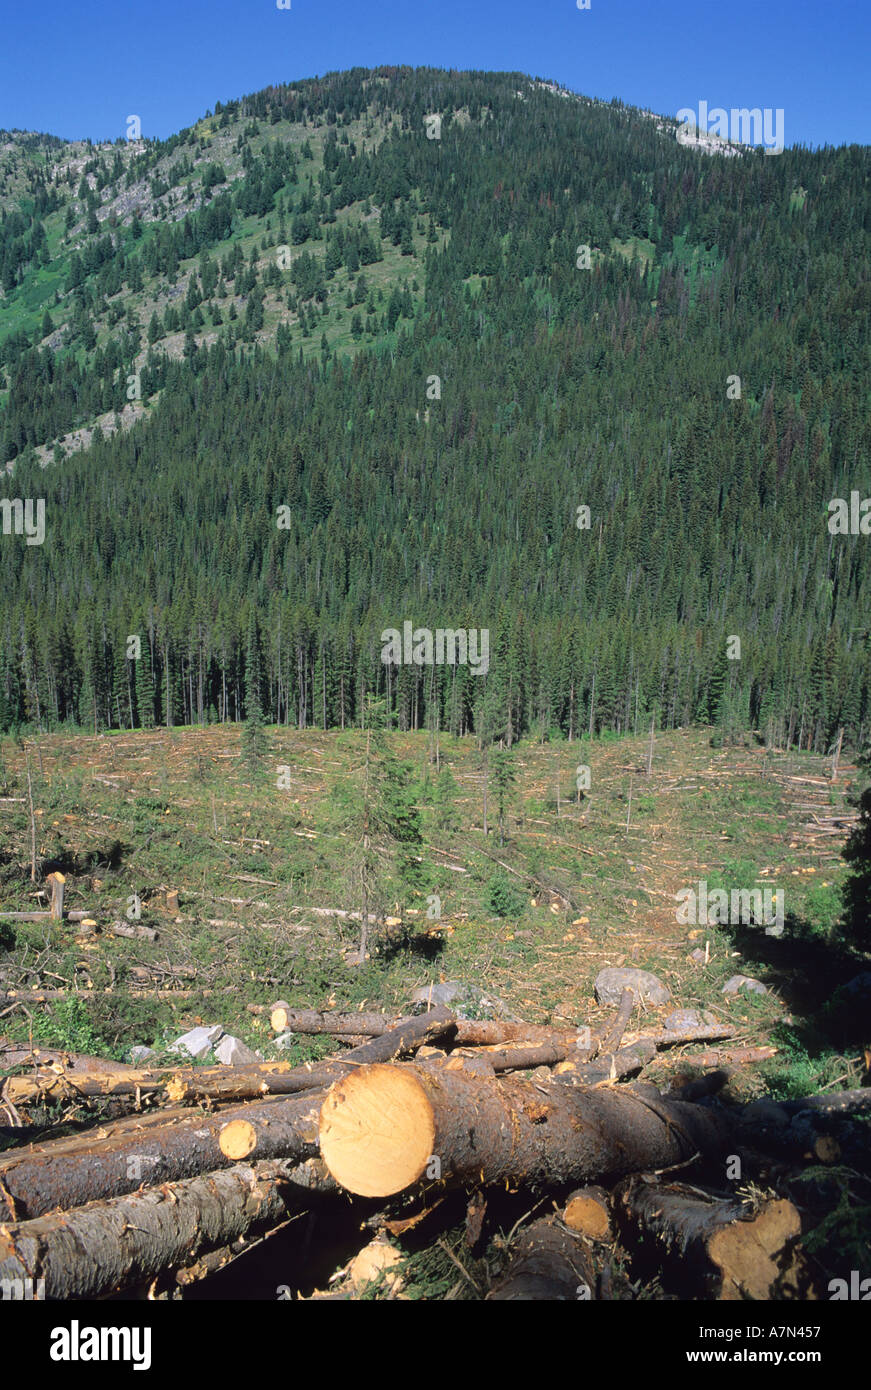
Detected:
left=0, top=66, right=868, bottom=749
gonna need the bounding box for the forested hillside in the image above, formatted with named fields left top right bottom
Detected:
left=0, top=67, right=868, bottom=749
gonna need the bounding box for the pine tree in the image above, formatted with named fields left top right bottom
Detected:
left=490, top=746, right=517, bottom=847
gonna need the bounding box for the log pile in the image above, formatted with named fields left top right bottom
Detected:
left=1, top=994, right=866, bottom=1301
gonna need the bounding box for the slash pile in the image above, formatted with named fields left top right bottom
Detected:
left=1, top=994, right=867, bottom=1299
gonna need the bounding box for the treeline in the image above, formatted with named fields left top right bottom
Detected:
left=0, top=68, right=868, bottom=751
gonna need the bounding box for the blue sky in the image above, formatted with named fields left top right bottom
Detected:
left=2, top=0, right=868, bottom=149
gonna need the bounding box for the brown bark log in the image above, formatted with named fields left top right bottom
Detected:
left=487, top=1217, right=597, bottom=1300
left=0, top=1157, right=333, bottom=1300
left=267, top=1005, right=588, bottom=1051
left=3, top=1008, right=457, bottom=1107
left=591, top=988, right=635, bottom=1057
left=614, top=1174, right=809, bottom=1300
left=625, top=1025, right=733, bottom=1048
left=0, top=1090, right=324, bottom=1221
left=780, top=1088, right=871, bottom=1117
left=216, top=1010, right=455, bottom=1160
left=269, top=1004, right=400, bottom=1035
left=563, top=1186, right=612, bottom=1240
left=553, top=1039, right=656, bottom=1084
left=667, top=1046, right=777, bottom=1069
left=450, top=1043, right=568, bottom=1071
left=319, top=1065, right=731, bottom=1198
left=1, top=988, right=234, bottom=1002
left=0, top=1046, right=138, bottom=1075
left=1, top=1060, right=297, bottom=1105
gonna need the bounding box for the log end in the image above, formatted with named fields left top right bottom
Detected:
left=708, top=1199, right=803, bottom=1300
left=563, top=1186, right=612, bottom=1240
left=219, top=1119, right=258, bottom=1161
left=319, top=1065, right=436, bottom=1197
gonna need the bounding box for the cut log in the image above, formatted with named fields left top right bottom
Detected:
left=614, top=1174, right=809, bottom=1300
left=553, top=1039, right=656, bottom=1085
left=563, top=1186, right=612, bottom=1241
left=0, top=1046, right=138, bottom=1075
left=3, top=1006, right=457, bottom=1107
left=0, top=1089, right=324, bottom=1221
left=1, top=988, right=234, bottom=1002
left=46, top=872, right=65, bottom=921
left=780, top=1088, right=871, bottom=1118
left=487, top=1217, right=597, bottom=1300
left=1, top=1059, right=297, bottom=1105
left=451, top=1043, right=568, bottom=1072
left=108, top=921, right=158, bottom=941
left=666, top=1045, right=777, bottom=1069
left=0, top=1157, right=334, bottom=1300
left=266, top=1005, right=586, bottom=1051
left=625, top=1025, right=733, bottom=1048
left=591, top=988, right=635, bottom=1057
left=219, top=1009, right=457, bottom=1157
left=319, top=1065, right=730, bottom=1198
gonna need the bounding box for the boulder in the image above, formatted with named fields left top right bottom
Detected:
left=840, top=972, right=871, bottom=1000
left=722, top=974, right=768, bottom=997
left=214, top=1034, right=259, bottom=1066
left=663, top=1009, right=702, bottom=1032
left=129, top=1045, right=156, bottom=1065
left=594, top=968, right=670, bottom=1007
left=168, top=1024, right=224, bottom=1059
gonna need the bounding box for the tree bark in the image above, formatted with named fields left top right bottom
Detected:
left=318, top=1065, right=731, bottom=1198
left=552, top=1039, right=656, bottom=1084
left=591, top=987, right=635, bottom=1057
left=0, top=1157, right=333, bottom=1301
left=215, top=1010, right=455, bottom=1159
left=613, top=1174, right=808, bottom=1300
left=0, top=1046, right=138, bottom=1075
left=0, top=1090, right=324, bottom=1221
left=266, top=1006, right=590, bottom=1051
left=3, top=1007, right=457, bottom=1106
left=487, top=1217, right=597, bottom=1300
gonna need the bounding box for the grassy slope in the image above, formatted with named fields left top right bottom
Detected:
left=0, top=725, right=861, bottom=1080
left=0, top=101, right=439, bottom=461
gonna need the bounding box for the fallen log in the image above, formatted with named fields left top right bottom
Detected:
left=563, top=1186, right=612, bottom=1241
left=591, top=988, right=635, bottom=1058
left=665, top=1045, right=777, bottom=1070
left=780, top=1088, right=871, bottom=1118
left=1, top=988, right=235, bottom=1002
left=613, top=1174, right=809, bottom=1300
left=625, top=1025, right=734, bottom=1048
left=268, top=1005, right=589, bottom=1051
left=487, top=1217, right=597, bottom=1300
left=0, top=1089, right=325, bottom=1221
left=449, top=1043, right=568, bottom=1072
left=107, top=921, right=158, bottom=941
left=319, top=1065, right=731, bottom=1198
left=0, top=1157, right=334, bottom=1301
left=269, top=1004, right=398, bottom=1035
left=0, top=1046, right=138, bottom=1075
left=1, top=1059, right=298, bottom=1105
left=2, top=1008, right=458, bottom=1108
left=553, top=1039, right=656, bottom=1085
left=216, top=1009, right=456, bottom=1159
